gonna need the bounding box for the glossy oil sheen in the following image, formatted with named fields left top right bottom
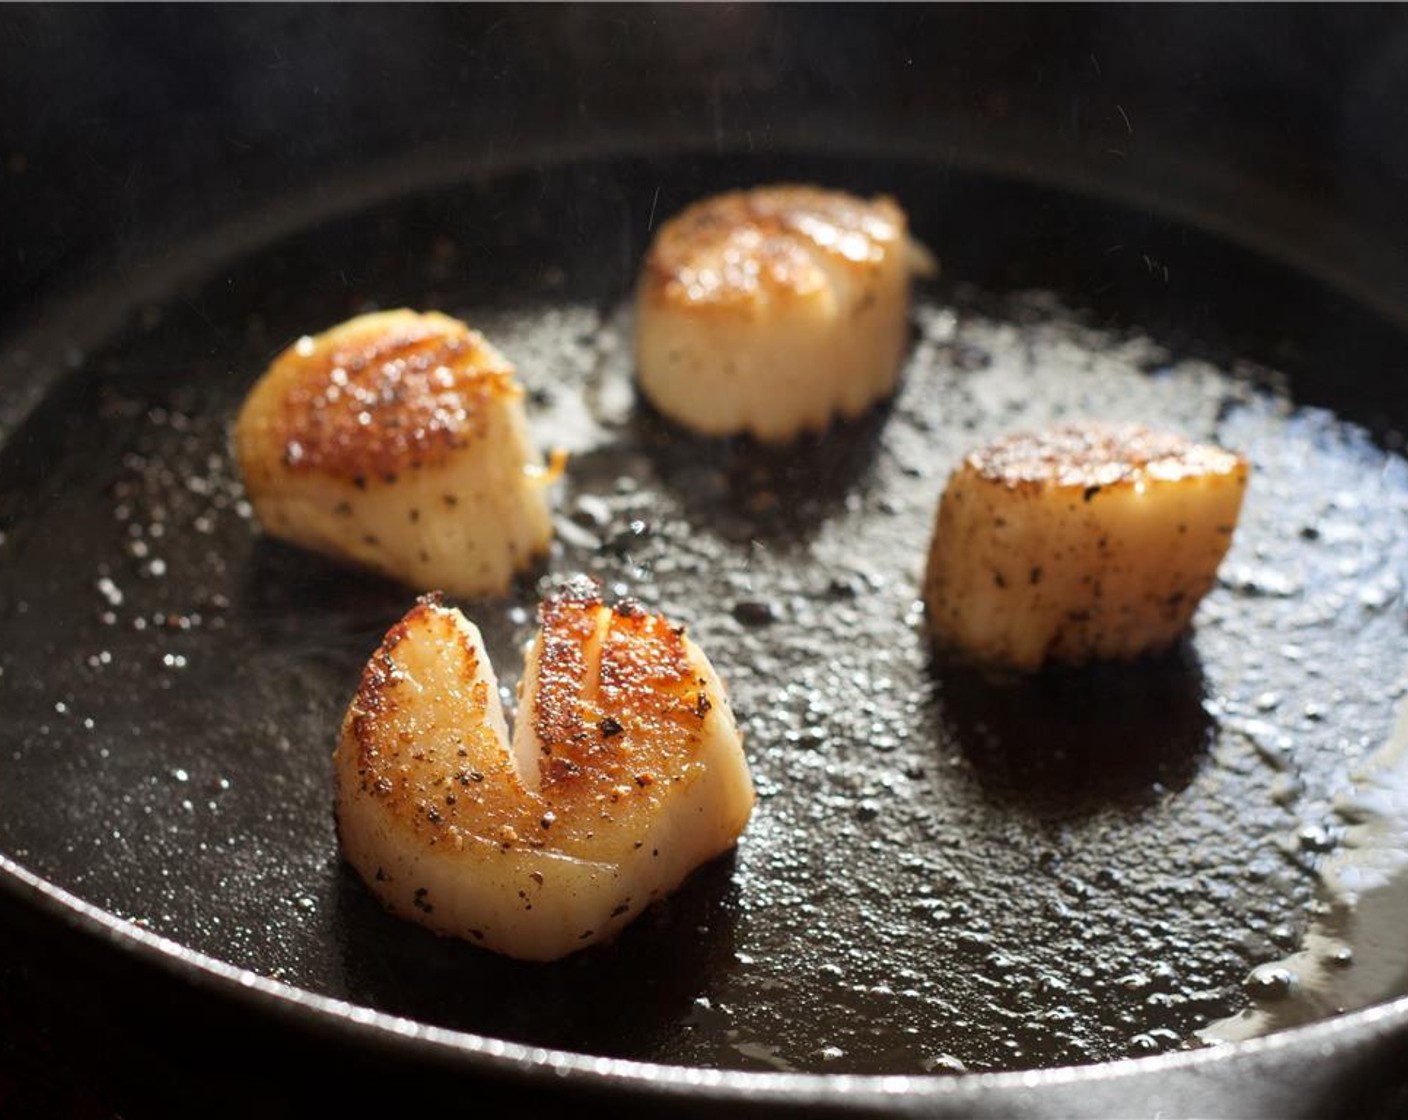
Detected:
left=0, top=155, right=1405, bottom=1076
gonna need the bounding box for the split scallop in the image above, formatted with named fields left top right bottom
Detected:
left=334, top=581, right=755, bottom=961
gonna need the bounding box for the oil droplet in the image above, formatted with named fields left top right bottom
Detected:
left=1269, top=924, right=1298, bottom=949
left=1270, top=773, right=1303, bottom=807
left=1324, top=943, right=1354, bottom=969
left=732, top=600, right=779, bottom=626
left=1244, top=963, right=1297, bottom=1001
left=1297, top=824, right=1335, bottom=853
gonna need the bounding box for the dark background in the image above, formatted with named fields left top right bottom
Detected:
left=5, top=5, right=1408, bottom=332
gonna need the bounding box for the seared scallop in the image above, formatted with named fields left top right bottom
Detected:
left=634, top=184, right=932, bottom=443
left=234, top=309, right=554, bottom=597
left=334, top=580, right=754, bottom=961
left=923, top=423, right=1250, bottom=669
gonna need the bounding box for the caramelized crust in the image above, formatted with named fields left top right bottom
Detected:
left=641, top=184, right=906, bottom=311
left=535, top=582, right=700, bottom=794
left=234, top=309, right=553, bottom=597
left=529, top=588, right=601, bottom=780
left=345, top=595, right=530, bottom=842
left=343, top=585, right=716, bottom=859
left=252, top=311, right=521, bottom=484
left=967, top=423, right=1247, bottom=492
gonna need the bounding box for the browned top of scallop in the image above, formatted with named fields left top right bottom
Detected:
left=248, top=310, right=521, bottom=483
left=641, top=184, right=905, bottom=309
left=964, top=423, right=1247, bottom=493
left=340, top=583, right=715, bottom=856
left=531, top=578, right=707, bottom=803
left=342, top=594, right=530, bottom=842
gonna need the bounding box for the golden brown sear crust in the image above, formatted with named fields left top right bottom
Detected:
left=641, top=184, right=905, bottom=310
left=333, top=580, right=752, bottom=959
left=531, top=583, right=602, bottom=784
left=532, top=580, right=699, bottom=796
left=265, top=315, right=520, bottom=484
left=343, top=585, right=711, bottom=856
left=967, top=423, right=1248, bottom=493
left=343, top=596, right=528, bottom=845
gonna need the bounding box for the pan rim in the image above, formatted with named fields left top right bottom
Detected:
left=3, top=846, right=1406, bottom=1105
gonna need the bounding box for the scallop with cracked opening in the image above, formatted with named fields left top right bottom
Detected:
left=334, top=580, right=755, bottom=961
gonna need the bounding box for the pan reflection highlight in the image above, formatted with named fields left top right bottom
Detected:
left=934, top=642, right=1215, bottom=819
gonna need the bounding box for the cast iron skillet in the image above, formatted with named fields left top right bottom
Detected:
left=4, top=7, right=1408, bottom=1117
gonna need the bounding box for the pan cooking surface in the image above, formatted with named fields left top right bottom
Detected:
left=0, top=155, right=1406, bottom=1075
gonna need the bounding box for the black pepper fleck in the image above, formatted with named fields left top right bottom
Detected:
left=733, top=600, right=779, bottom=626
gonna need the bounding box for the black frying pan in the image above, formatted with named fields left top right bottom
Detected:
left=4, top=7, right=1408, bottom=1116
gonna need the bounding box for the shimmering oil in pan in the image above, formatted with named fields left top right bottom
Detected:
left=1202, top=690, right=1408, bottom=1044
left=0, top=158, right=1406, bottom=1076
